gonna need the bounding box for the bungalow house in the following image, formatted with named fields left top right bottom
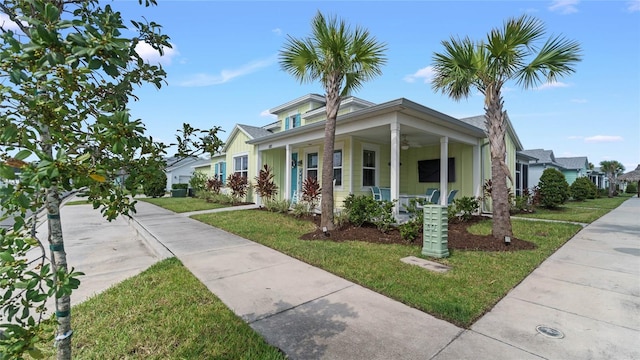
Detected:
left=518, top=149, right=566, bottom=188
left=164, top=156, right=211, bottom=192
left=212, top=94, right=525, bottom=217
left=555, top=156, right=589, bottom=185
left=588, top=167, right=607, bottom=189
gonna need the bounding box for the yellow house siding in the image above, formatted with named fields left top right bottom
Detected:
left=260, top=148, right=287, bottom=201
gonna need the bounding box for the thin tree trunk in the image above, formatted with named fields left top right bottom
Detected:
left=39, top=121, right=72, bottom=360
left=320, top=80, right=341, bottom=231
left=485, top=86, right=513, bottom=240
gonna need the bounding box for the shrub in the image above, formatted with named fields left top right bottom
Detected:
left=171, top=183, right=188, bottom=190
left=570, top=177, right=595, bottom=201
left=290, top=201, right=311, bottom=218
left=189, top=171, right=208, bottom=195
left=206, top=175, right=223, bottom=195
left=399, top=220, right=421, bottom=243
left=254, top=164, right=278, bottom=203
left=210, top=193, right=233, bottom=204
left=226, top=173, right=249, bottom=204
left=453, top=196, right=480, bottom=221
left=142, top=169, right=166, bottom=198
left=301, top=176, right=321, bottom=212
left=625, top=182, right=638, bottom=194
left=372, top=200, right=395, bottom=233
left=586, top=180, right=598, bottom=199
left=264, top=198, right=290, bottom=213
left=538, top=168, right=570, bottom=209
left=343, top=194, right=379, bottom=226
left=333, top=210, right=350, bottom=230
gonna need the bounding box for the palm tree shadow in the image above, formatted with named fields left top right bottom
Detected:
left=248, top=298, right=358, bottom=359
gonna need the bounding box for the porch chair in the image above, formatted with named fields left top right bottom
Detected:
left=370, top=186, right=382, bottom=201
left=428, top=190, right=441, bottom=204
left=379, top=187, right=391, bottom=202
left=425, top=188, right=438, bottom=199
left=447, top=189, right=458, bottom=205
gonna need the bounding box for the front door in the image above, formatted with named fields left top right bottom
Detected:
left=291, top=153, right=298, bottom=200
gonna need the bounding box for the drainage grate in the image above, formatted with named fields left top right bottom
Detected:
left=536, top=325, right=564, bottom=339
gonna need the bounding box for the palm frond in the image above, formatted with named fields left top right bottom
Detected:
left=516, top=35, right=582, bottom=89
left=431, top=36, right=480, bottom=100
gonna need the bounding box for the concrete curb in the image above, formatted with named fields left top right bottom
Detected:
left=126, top=215, right=174, bottom=260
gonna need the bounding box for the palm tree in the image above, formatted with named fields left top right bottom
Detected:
left=431, top=15, right=581, bottom=240
left=279, top=11, right=386, bottom=230
left=600, top=160, right=625, bottom=197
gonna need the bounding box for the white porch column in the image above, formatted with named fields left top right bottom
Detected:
left=390, top=122, right=400, bottom=216
left=473, top=142, right=481, bottom=198
left=440, top=136, right=448, bottom=205
left=285, top=144, right=292, bottom=201
left=256, top=148, right=263, bottom=206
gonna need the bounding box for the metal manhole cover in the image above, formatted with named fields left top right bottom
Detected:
left=536, top=325, right=564, bottom=339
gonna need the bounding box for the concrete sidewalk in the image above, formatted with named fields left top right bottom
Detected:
left=434, top=197, right=640, bottom=360
left=126, top=197, right=640, bottom=359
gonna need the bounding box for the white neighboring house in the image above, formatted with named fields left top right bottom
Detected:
left=164, top=156, right=211, bottom=192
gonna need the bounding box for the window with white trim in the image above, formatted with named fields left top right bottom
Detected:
left=307, top=152, right=318, bottom=180
left=362, top=149, right=376, bottom=187
left=333, top=149, right=342, bottom=186
left=233, top=155, right=248, bottom=179
left=214, top=161, right=226, bottom=184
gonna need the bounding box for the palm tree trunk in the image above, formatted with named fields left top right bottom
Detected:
left=485, top=87, right=513, bottom=240
left=320, top=82, right=341, bottom=231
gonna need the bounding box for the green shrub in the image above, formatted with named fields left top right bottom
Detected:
left=586, top=179, right=598, bottom=199
left=538, top=168, right=570, bottom=209
left=290, top=201, right=311, bottom=218
left=210, top=193, right=233, bottom=205
left=343, top=194, right=379, bottom=226
left=511, top=195, right=533, bottom=214
left=625, top=182, right=638, bottom=194
left=453, top=196, right=480, bottom=221
left=143, top=170, right=167, bottom=198
left=171, top=183, right=188, bottom=190
left=570, top=177, right=595, bottom=201
left=399, top=220, right=421, bottom=243
left=333, top=210, right=350, bottom=230
left=189, top=171, right=208, bottom=195
left=226, top=173, right=249, bottom=204
left=372, top=200, right=395, bottom=233
left=265, top=198, right=290, bottom=213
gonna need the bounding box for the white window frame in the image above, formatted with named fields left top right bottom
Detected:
left=333, top=142, right=344, bottom=189
left=233, top=153, right=249, bottom=179
left=361, top=143, right=379, bottom=188
left=214, top=161, right=225, bottom=183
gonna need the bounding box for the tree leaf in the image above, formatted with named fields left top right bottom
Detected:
left=89, top=173, right=106, bottom=182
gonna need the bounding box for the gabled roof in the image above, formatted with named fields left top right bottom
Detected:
left=556, top=156, right=589, bottom=170
left=459, top=113, right=524, bottom=151
left=269, top=93, right=326, bottom=114
left=165, top=156, right=209, bottom=171
left=519, top=149, right=566, bottom=169
left=221, top=124, right=273, bottom=153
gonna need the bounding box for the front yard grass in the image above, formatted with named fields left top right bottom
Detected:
left=41, top=258, right=285, bottom=359
left=514, top=194, right=631, bottom=223
left=193, top=210, right=582, bottom=327
left=138, top=196, right=228, bottom=213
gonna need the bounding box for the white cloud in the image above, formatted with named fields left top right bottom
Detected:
left=584, top=135, right=624, bottom=143
left=0, top=13, right=24, bottom=32
left=260, top=109, right=276, bottom=118
left=536, top=81, right=570, bottom=90
left=628, top=0, right=640, bottom=12
left=403, top=66, right=435, bottom=83
left=272, top=28, right=282, bottom=36
left=571, top=98, right=587, bottom=103
left=135, top=42, right=178, bottom=66
left=179, top=55, right=277, bottom=87
left=548, top=0, right=580, bottom=14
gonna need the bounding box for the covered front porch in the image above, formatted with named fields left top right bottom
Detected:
left=249, top=98, right=488, bottom=218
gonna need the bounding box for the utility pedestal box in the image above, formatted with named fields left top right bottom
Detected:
left=422, top=205, right=449, bottom=258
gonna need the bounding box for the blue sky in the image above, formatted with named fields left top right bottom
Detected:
left=119, top=1, right=638, bottom=170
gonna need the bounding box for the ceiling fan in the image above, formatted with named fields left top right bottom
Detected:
left=401, top=135, right=410, bottom=150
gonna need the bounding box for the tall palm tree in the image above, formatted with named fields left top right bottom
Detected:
left=279, top=11, right=386, bottom=230
left=432, top=14, right=581, bottom=240
left=600, top=160, right=625, bottom=197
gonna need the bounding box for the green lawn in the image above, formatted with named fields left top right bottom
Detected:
left=138, top=197, right=229, bottom=213
left=514, top=194, right=631, bottom=223
left=192, top=210, right=582, bottom=327
left=40, top=258, right=285, bottom=359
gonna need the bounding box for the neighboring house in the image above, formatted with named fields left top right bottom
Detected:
left=212, top=94, right=525, bottom=217
left=588, top=166, right=607, bottom=189
left=555, top=156, right=589, bottom=185
left=518, top=149, right=566, bottom=188
left=164, top=156, right=211, bottom=191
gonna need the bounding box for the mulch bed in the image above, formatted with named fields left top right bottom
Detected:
left=296, top=214, right=537, bottom=252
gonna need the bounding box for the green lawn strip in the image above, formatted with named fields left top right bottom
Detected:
left=515, top=195, right=631, bottom=223
left=192, top=211, right=582, bottom=327
left=138, top=197, right=228, bottom=213
left=64, top=200, right=92, bottom=206
left=40, top=258, right=285, bottom=360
